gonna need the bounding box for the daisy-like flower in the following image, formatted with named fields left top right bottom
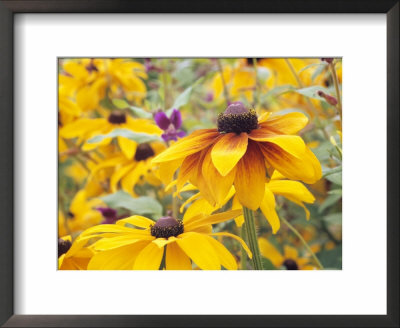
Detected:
left=58, top=235, right=94, bottom=270
left=88, top=142, right=165, bottom=197
left=59, top=111, right=162, bottom=159
left=77, top=209, right=251, bottom=270
left=258, top=237, right=317, bottom=270
left=175, top=171, right=315, bottom=234
left=152, top=102, right=321, bottom=211
left=154, top=109, right=186, bottom=142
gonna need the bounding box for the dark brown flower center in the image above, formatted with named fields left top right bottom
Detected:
left=134, top=143, right=155, bottom=161
left=108, top=111, right=127, bottom=124
left=283, top=259, right=299, bottom=270
left=217, top=102, right=258, bottom=134
left=150, top=216, right=184, bottom=238
left=58, top=238, right=72, bottom=258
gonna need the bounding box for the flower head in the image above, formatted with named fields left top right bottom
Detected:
left=76, top=209, right=251, bottom=270
left=152, top=103, right=321, bottom=211
left=154, top=109, right=186, bottom=142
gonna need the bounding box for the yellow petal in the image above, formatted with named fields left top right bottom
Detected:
left=152, top=237, right=177, bottom=248
left=234, top=141, right=266, bottom=210
left=177, top=152, right=200, bottom=192
left=79, top=224, right=147, bottom=238
left=258, top=142, right=321, bottom=184
left=260, top=112, right=308, bottom=135
left=166, top=242, right=192, bottom=270
left=60, top=118, right=107, bottom=139
left=133, top=241, right=164, bottom=270
left=116, top=215, right=155, bottom=229
left=121, top=161, right=147, bottom=196
left=92, top=235, right=149, bottom=251
left=88, top=241, right=149, bottom=270
left=211, top=132, right=248, bottom=176
left=110, top=162, right=136, bottom=193
left=118, top=136, right=137, bottom=159
left=89, top=154, right=127, bottom=178
left=253, top=135, right=307, bottom=158
left=158, top=158, right=184, bottom=185
left=176, top=232, right=220, bottom=270
left=202, top=147, right=236, bottom=206
left=182, top=197, right=216, bottom=222
left=267, top=180, right=315, bottom=219
left=209, top=232, right=252, bottom=259
left=204, top=235, right=237, bottom=270
left=152, top=129, right=219, bottom=163
left=258, top=238, right=283, bottom=267
left=284, top=245, right=299, bottom=260
left=257, top=112, right=272, bottom=123
left=259, top=187, right=280, bottom=234
left=185, top=209, right=243, bottom=231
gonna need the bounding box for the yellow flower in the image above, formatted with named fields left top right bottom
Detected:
left=175, top=170, right=315, bottom=234
left=89, top=142, right=165, bottom=196
left=258, top=237, right=316, bottom=270
left=152, top=102, right=321, bottom=211
left=77, top=209, right=251, bottom=270
left=59, top=58, right=148, bottom=111
left=58, top=235, right=94, bottom=270
left=61, top=190, right=103, bottom=234
left=60, top=111, right=162, bottom=158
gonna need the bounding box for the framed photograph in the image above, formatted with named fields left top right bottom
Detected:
left=1, top=1, right=398, bottom=327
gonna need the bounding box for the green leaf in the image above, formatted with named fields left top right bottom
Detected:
left=100, top=191, right=162, bottom=218
left=112, top=99, right=153, bottom=119
left=128, top=106, right=153, bottom=119
left=87, top=128, right=160, bottom=144
left=294, top=86, right=332, bottom=103
left=323, top=213, right=342, bottom=225
left=319, top=194, right=342, bottom=213
left=311, top=63, right=328, bottom=81
left=322, top=165, right=342, bottom=178
left=328, top=189, right=342, bottom=195
left=168, top=85, right=194, bottom=113
left=325, top=172, right=342, bottom=186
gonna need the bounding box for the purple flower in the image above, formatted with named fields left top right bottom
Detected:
left=96, top=207, right=118, bottom=224
left=154, top=109, right=186, bottom=142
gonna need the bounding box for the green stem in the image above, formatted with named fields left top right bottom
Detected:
left=242, top=207, right=263, bottom=270
left=281, top=216, right=324, bottom=269
left=240, top=225, right=247, bottom=270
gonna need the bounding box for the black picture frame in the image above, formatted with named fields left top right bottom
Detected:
left=0, top=1, right=398, bottom=327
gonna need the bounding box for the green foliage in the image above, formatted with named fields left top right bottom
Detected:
left=316, top=246, right=342, bottom=269
left=112, top=99, right=153, bottom=119
left=100, top=191, right=162, bottom=219
left=87, top=128, right=160, bottom=144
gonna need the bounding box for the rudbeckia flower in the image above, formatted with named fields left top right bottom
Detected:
left=258, top=237, right=317, bottom=270
left=77, top=209, right=251, bottom=270
left=60, top=111, right=162, bottom=159
left=60, top=190, right=104, bottom=234
left=174, top=170, right=315, bottom=234
left=89, top=142, right=165, bottom=196
left=58, top=235, right=93, bottom=270
left=152, top=102, right=321, bottom=211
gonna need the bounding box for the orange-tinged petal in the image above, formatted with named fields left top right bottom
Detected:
left=211, top=132, right=248, bottom=176
left=251, top=135, right=307, bottom=158
left=259, top=142, right=321, bottom=184
left=177, top=153, right=200, bottom=192
left=234, top=141, right=266, bottom=210
left=166, top=242, right=192, bottom=270
left=259, top=187, right=280, bottom=234
left=176, top=232, right=220, bottom=270
left=202, top=147, right=236, bottom=206
left=152, top=129, right=219, bottom=163
left=133, top=241, right=164, bottom=270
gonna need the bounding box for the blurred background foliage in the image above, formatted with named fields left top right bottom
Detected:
left=58, top=58, right=342, bottom=270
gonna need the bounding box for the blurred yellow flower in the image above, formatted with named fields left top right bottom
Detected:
left=58, top=235, right=94, bottom=270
